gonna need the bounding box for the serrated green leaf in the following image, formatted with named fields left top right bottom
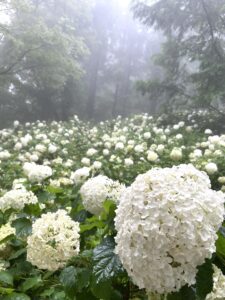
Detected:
left=60, top=266, right=77, bottom=298
left=196, top=259, right=213, bottom=300
left=20, top=276, right=42, bottom=292
left=93, top=237, right=123, bottom=283
left=0, top=271, right=13, bottom=286
left=12, top=218, right=32, bottom=238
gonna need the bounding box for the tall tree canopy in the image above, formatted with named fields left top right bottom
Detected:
left=0, top=0, right=90, bottom=124
left=132, top=0, right=225, bottom=113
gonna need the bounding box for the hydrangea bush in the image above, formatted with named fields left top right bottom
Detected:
left=0, top=111, right=224, bottom=299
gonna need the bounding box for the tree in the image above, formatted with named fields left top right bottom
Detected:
left=132, top=0, right=225, bottom=113
left=85, top=0, right=160, bottom=120
left=0, top=0, right=90, bottom=125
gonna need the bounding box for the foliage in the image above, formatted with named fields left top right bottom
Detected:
left=0, top=111, right=224, bottom=299
left=0, top=0, right=90, bottom=125
left=132, top=0, right=225, bottom=113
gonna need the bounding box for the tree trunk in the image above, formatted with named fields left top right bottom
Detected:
left=112, top=82, right=119, bottom=117
left=86, top=44, right=102, bottom=119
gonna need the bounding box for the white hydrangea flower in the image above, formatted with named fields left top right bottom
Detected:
left=92, top=161, right=102, bottom=170
left=80, top=175, right=125, bottom=215
left=23, top=162, right=52, bottom=182
left=81, top=157, right=91, bottom=166
left=0, top=223, right=15, bottom=251
left=0, top=150, right=11, bottom=160
left=134, top=144, right=144, bottom=153
left=70, top=167, right=90, bottom=185
left=13, top=120, right=20, bottom=128
left=14, top=142, right=22, bottom=151
left=147, top=150, right=158, bottom=162
left=205, top=163, right=218, bottom=175
left=86, top=148, right=97, bottom=157
left=48, top=144, right=57, bottom=154
left=0, top=188, right=38, bottom=212
left=27, top=210, right=80, bottom=271
left=115, top=164, right=224, bottom=295
left=218, top=177, right=225, bottom=184
left=143, top=132, right=151, bottom=139
left=206, top=265, right=225, bottom=300
left=124, top=158, right=134, bottom=167
left=205, top=129, right=213, bottom=135
left=115, top=142, right=125, bottom=150
left=103, top=149, right=110, bottom=156
left=35, top=144, right=46, bottom=153
left=170, top=148, right=183, bottom=161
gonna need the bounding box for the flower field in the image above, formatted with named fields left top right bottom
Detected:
left=0, top=110, right=225, bottom=300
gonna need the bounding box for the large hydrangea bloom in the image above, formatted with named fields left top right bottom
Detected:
left=27, top=210, right=80, bottom=271
left=115, top=164, right=225, bottom=294
left=0, top=187, right=38, bottom=212
left=80, top=175, right=125, bottom=215
left=23, top=162, right=52, bottom=182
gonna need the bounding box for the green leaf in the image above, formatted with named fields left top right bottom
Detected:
left=20, top=276, right=42, bottom=292
left=46, top=185, right=63, bottom=194
left=93, top=237, right=123, bottom=283
left=80, top=216, right=105, bottom=233
left=196, top=259, right=213, bottom=300
left=91, top=279, right=112, bottom=300
left=216, top=232, right=225, bottom=257
left=51, top=291, right=67, bottom=300
left=76, top=291, right=97, bottom=300
left=9, top=248, right=26, bottom=260
left=12, top=218, right=32, bottom=238
left=103, top=200, right=116, bottom=215
left=4, top=293, right=31, bottom=300
left=0, top=271, right=13, bottom=286
left=74, top=210, right=89, bottom=223
left=0, top=287, right=14, bottom=295
left=40, top=288, right=55, bottom=298
left=59, top=266, right=77, bottom=298
left=0, top=234, right=14, bottom=246
left=23, top=203, right=41, bottom=217
left=76, top=268, right=91, bottom=291
left=167, top=285, right=196, bottom=300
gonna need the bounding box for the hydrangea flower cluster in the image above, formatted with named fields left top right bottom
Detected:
left=0, top=223, right=15, bottom=251
left=27, top=210, right=80, bottom=271
left=0, top=187, right=38, bottom=212
left=23, top=162, right=52, bottom=182
left=80, top=175, right=125, bottom=215
left=115, top=164, right=225, bottom=295
left=70, top=167, right=90, bottom=185
left=206, top=265, right=225, bottom=299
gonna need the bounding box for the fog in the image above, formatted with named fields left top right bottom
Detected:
left=0, top=0, right=224, bottom=127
